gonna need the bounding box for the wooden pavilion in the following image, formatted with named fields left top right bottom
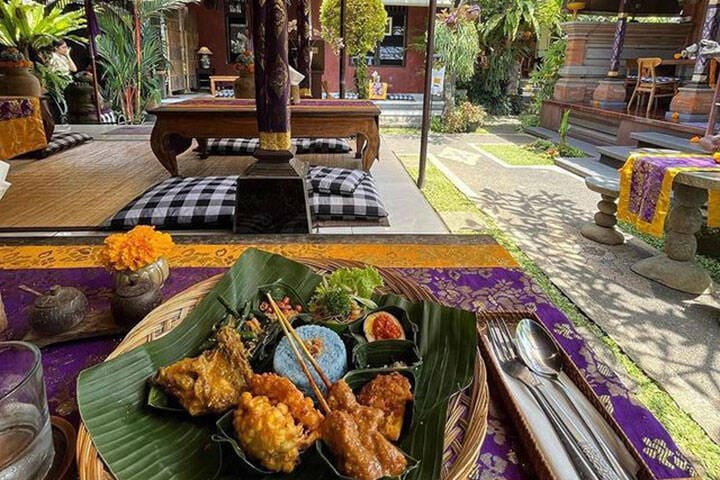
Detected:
left=540, top=0, right=719, bottom=146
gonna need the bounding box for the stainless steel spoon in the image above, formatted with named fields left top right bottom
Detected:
left=515, top=318, right=636, bottom=480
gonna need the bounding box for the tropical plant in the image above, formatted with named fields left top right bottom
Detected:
left=558, top=108, right=571, bottom=150
left=434, top=5, right=481, bottom=114
left=34, top=62, right=73, bottom=119
left=95, top=0, right=188, bottom=123
left=527, top=35, right=566, bottom=115
left=320, top=0, right=387, bottom=99
left=0, top=0, right=86, bottom=59
left=435, top=101, right=486, bottom=133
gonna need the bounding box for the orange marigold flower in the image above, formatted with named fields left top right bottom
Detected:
left=690, top=136, right=701, bottom=143
left=100, top=226, right=174, bottom=272
left=671, top=112, right=680, bottom=122
left=714, top=152, right=720, bottom=163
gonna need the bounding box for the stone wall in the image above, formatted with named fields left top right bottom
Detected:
left=553, top=21, right=695, bottom=103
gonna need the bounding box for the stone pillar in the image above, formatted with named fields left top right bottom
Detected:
left=297, top=0, right=312, bottom=97
left=667, top=0, right=719, bottom=122
left=591, top=1, right=629, bottom=110
left=632, top=183, right=711, bottom=294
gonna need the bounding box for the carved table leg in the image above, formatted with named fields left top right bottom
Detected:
left=631, top=183, right=712, bottom=294
left=355, top=135, right=364, bottom=159
left=150, top=128, right=191, bottom=176
left=196, top=138, right=209, bottom=159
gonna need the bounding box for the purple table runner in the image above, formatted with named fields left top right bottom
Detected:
left=0, top=266, right=697, bottom=479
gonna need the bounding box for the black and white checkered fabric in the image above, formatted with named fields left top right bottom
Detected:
left=99, top=110, right=118, bottom=124
left=215, top=88, right=235, bottom=98
left=24, top=132, right=92, bottom=159
left=205, top=137, right=351, bottom=155
left=309, top=166, right=366, bottom=195
left=626, top=75, right=679, bottom=84
left=308, top=174, right=387, bottom=220
left=105, top=176, right=238, bottom=229
left=387, top=94, right=414, bottom=101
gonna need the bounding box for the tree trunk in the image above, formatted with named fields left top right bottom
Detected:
left=443, top=71, right=456, bottom=116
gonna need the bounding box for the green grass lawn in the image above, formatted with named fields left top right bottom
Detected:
left=397, top=154, right=720, bottom=479
left=478, top=143, right=555, bottom=166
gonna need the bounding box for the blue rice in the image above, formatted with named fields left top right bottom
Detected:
left=273, top=325, right=347, bottom=397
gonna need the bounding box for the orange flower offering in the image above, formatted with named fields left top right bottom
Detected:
left=690, top=136, right=701, bottom=143
left=100, top=225, right=175, bottom=272
left=673, top=53, right=682, bottom=60
left=714, top=152, right=720, bottom=163
left=671, top=112, right=680, bottom=122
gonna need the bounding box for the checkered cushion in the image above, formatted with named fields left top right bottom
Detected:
left=105, top=176, right=237, bottom=229
left=308, top=174, right=387, bottom=220
left=205, top=138, right=351, bottom=155
left=100, top=110, right=118, bottom=125
left=23, top=132, right=92, bottom=159
left=626, top=74, right=679, bottom=84
left=387, top=93, right=414, bottom=101
left=309, top=166, right=366, bottom=195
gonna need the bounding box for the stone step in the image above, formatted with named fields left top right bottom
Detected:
left=554, top=156, right=620, bottom=180
left=631, top=131, right=705, bottom=153
left=524, top=126, right=599, bottom=157
left=568, top=123, right=618, bottom=146
left=571, top=115, right=619, bottom=137
left=596, top=146, right=635, bottom=168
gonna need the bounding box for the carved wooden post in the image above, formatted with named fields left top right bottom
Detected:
left=607, top=1, right=629, bottom=78
left=297, top=0, right=312, bottom=97
left=236, top=0, right=312, bottom=234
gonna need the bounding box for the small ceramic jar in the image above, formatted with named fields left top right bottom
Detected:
left=113, top=257, right=170, bottom=290
left=29, top=286, right=88, bottom=335
left=111, top=277, right=163, bottom=328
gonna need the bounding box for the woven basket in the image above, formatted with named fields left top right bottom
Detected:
left=77, top=258, right=488, bottom=480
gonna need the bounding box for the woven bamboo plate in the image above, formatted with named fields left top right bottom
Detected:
left=77, top=258, right=489, bottom=480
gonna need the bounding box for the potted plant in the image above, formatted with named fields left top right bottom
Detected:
left=0, top=48, right=42, bottom=96
left=233, top=49, right=255, bottom=98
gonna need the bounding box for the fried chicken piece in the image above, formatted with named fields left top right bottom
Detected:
left=327, top=379, right=360, bottom=411
left=358, top=373, right=413, bottom=441
left=321, top=410, right=383, bottom=480
left=248, top=373, right=323, bottom=448
left=154, top=326, right=247, bottom=416
left=233, top=392, right=303, bottom=473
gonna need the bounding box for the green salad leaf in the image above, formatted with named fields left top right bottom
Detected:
left=326, top=266, right=383, bottom=298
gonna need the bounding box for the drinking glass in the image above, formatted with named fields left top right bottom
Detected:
left=0, top=342, right=54, bottom=480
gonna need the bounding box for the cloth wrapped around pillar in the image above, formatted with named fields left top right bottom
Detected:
left=251, top=0, right=291, bottom=152
left=297, top=0, right=312, bottom=97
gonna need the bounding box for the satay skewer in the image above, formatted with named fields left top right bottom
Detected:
left=265, top=293, right=332, bottom=415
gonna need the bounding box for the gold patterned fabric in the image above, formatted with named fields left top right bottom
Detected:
left=0, top=97, right=47, bottom=160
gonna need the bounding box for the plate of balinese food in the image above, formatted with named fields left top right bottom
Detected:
left=76, top=249, right=488, bottom=480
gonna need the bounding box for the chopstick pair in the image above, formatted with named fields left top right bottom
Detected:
left=265, top=293, right=333, bottom=414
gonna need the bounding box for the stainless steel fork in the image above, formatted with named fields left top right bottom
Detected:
left=487, top=319, right=620, bottom=480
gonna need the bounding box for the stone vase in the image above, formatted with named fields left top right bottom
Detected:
left=0, top=67, right=42, bottom=97
left=113, top=257, right=170, bottom=290
left=234, top=72, right=255, bottom=99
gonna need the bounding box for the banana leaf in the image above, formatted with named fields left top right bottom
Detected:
left=352, top=340, right=422, bottom=370
left=77, top=249, right=477, bottom=480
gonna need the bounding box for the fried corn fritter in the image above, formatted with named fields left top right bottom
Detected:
left=154, top=326, right=247, bottom=416
left=233, top=392, right=303, bottom=473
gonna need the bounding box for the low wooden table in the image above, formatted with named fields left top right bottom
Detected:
left=147, top=98, right=381, bottom=176
left=208, top=75, right=238, bottom=96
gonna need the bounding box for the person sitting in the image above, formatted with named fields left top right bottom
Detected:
left=48, top=39, right=77, bottom=76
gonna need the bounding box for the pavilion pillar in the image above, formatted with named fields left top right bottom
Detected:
left=235, top=0, right=311, bottom=234
left=591, top=0, right=630, bottom=110
left=297, top=0, right=312, bottom=97
left=667, top=0, right=720, bottom=122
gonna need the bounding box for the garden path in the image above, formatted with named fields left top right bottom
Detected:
left=386, top=131, right=720, bottom=446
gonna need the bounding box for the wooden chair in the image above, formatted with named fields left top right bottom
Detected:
left=627, top=58, right=679, bottom=118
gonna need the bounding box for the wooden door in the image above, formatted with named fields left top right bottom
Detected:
left=165, top=10, right=187, bottom=92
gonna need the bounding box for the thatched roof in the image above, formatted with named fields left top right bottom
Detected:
left=564, top=0, right=684, bottom=16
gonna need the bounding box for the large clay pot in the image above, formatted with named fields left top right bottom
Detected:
left=234, top=72, right=255, bottom=99
left=65, top=81, right=105, bottom=124
left=0, top=67, right=42, bottom=97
